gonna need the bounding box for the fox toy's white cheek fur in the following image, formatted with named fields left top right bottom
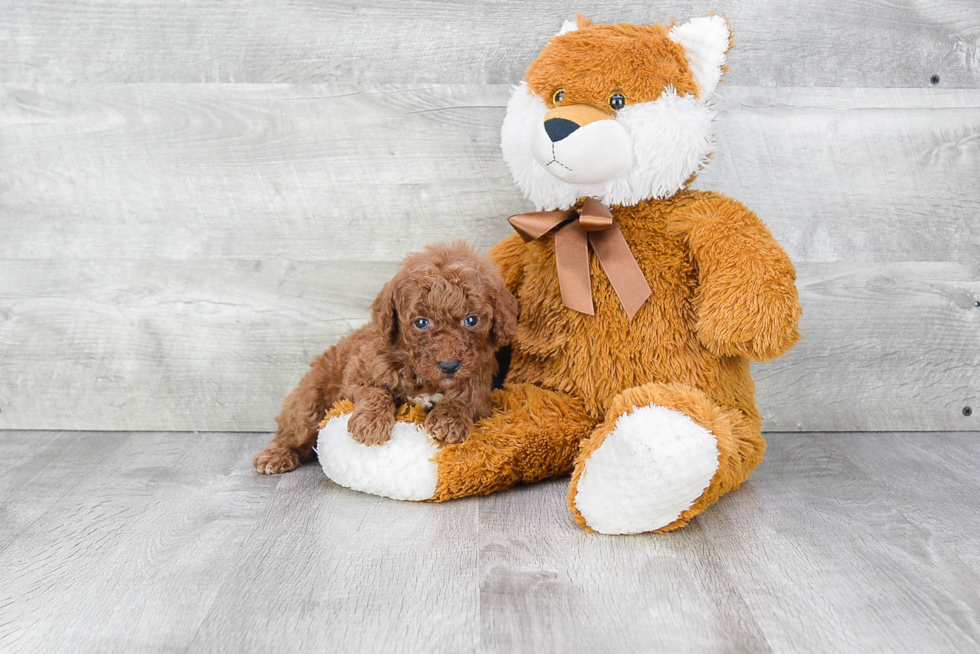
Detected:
left=500, top=83, right=579, bottom=210
left=500, top=82, right=717, bottom=210
left=602, top=88, right=716, bottom=205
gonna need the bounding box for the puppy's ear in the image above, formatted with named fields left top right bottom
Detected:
left=370, top=277, right=399, bottom=344
left=490, top=280, right=519, bottom=347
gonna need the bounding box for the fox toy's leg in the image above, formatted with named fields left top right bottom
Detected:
left=317, top=384, right=596, bottom=502
left=568, top=382, right=766, bottom=535
left=431, top=384, right=596, bottom=500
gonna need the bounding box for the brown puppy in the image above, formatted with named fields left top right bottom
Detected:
left=254, top=242, right=518, bottom=474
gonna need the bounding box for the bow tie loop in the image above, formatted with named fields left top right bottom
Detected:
left=507, top=199, right=652, bottom=320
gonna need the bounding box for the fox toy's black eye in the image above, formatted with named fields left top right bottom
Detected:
left=413, top=318, right=430, bottom=330
left=608, top=93, right=626, bottom=111
left=552, top=89, right=565, bottom=104
left=464, top=316, right=479, bottom=327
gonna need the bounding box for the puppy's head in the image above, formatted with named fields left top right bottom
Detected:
left=371, top=242, right=518, bottom=387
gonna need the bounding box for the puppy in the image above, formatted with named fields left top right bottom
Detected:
left=254, top=241, right=518, bottom=474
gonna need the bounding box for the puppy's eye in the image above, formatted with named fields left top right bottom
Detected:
left=608, top=93, right=626, bottom=111
left=413, top=318, right=430, bottom=330
left=552, top=89, right=565, bottom=104
left=463, top=316, right=479, bottom=327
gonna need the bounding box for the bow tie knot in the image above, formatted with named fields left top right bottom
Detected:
left=507, top=198, right=652, bottom=319
left=577, top=211, right=614, bottom=232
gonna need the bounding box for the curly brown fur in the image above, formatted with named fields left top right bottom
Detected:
left=254, top=241, right=518, bottom=474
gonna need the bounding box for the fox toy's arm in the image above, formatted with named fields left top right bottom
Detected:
left=673, top=195, right=802, bottom=362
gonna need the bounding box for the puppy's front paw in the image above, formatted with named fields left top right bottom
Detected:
left=348, top=407, right=395, bottom=446
left=425, top=407, right=472, bottom=445
left=254, top=443, right=301, bottom=474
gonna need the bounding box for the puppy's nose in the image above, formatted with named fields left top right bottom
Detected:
left=544, top=118, right=579, bottom=142
left=438, top=360, right=462, bottom=375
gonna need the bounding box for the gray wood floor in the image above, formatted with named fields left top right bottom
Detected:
left=1, top=431, right=978, bottom=653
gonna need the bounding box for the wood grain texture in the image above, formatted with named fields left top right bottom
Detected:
left=0, top=431, right=479, bottom=653
left=0, top=83, right=519, bottom=262
left=762, top=261, right=980, bottom=432
left=2, top=0, right=979, bottom=87
left=2, top=430, right=979, bottom=653
left=706, top=88, right=980, bottom=264
left=1, top=259, right=977, bottom=432
left=0, top=259, right=385, bottom=431
left=3, top=85, right=979, bottom=263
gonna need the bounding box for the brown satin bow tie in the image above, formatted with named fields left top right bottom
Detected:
left=508, top=198, right=652, bottom=319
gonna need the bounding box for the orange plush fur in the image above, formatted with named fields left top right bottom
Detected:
left=526, top=19, right=702, bottom=109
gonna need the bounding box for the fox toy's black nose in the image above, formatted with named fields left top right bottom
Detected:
left=544, top=118, right=579, bottom=142
left=438, top=360, right=461, bottom=375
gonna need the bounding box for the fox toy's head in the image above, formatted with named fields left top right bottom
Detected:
left=501, top=14, right=732, bottom=210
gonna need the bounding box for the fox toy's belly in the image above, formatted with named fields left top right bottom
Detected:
left=506, top=215, right=757, bottom=421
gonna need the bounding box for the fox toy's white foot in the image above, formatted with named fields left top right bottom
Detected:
left=570, top=404, right=720, bottom=535
left=317, top=414, right=438, bottom=501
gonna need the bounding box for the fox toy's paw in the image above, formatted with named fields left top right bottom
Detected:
left=569, top=403, right=720, bottom=534
left=696, top=288, right=802, bottom=362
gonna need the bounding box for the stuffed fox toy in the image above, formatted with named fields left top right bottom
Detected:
left=317, top=14, right=802, bottom=534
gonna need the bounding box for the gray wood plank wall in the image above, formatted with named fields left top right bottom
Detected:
left=1, top=1, right=978, bottom=432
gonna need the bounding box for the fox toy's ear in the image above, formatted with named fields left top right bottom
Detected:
left=668, top=15, right=732, bottom=99
left=556, top=13, right=593, bottom=36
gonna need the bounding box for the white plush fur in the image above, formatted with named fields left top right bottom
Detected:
left=501, top=83, right=579, bottom=210
left=557, top=18, right=578, bottom=36
left=668, top=16, right=730, bottom=99
left=604, top=90, right=716, bottom=204
left=572, top=404, right=720, bottom=535
left=317, top=414, right=438, bottom=501
left=501, top=82, right=717, bottom=209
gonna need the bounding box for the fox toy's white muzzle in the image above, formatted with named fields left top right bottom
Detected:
left=530, top=105, right=633, bottom=185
